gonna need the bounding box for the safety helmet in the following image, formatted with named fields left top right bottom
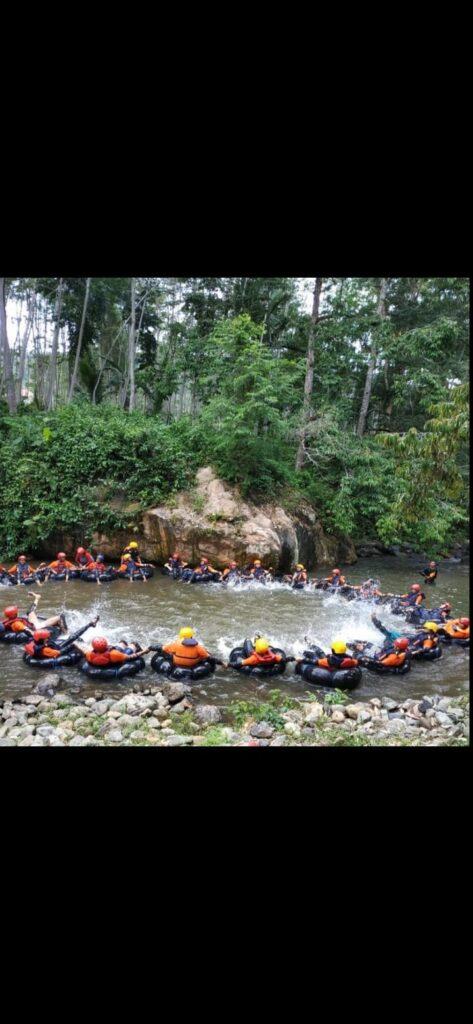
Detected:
left=394, top=638, right=409, bottom=650
left=172, top=551, right=180, bottom=558
left=296, top=564, right=304, bottom=570
left=96, top=554, right=105, bottom=562
left=332, top=569, right=341, bottom=575
left=460, top=618, right=470, bottom=627
left=441, top=602, right=452, bottom=610
left=4, top=606, right=18, bottom=619
left=200, top=558, right=208, bottom=564
left=58, top=552, right=66, bottom=559
left=33, top=629, right=51, bottom=642
left=179, top=627, right=194, bottom=639
left=77, top=547, right=85, bottom=555
left=128, top=542, right=138, bottom=549
left=123, top=554, right=132, bottom=561
left=92, top=637, right=108, bottom=652
left=424, top=622, right=438, bottom=632
left=331, top=639, right=347, bottom=654
left=255, top=638, right=269, bottom=653
left=254, top=560, right=262, bottom=566
left=19, top=555, right=27, bottom=562
left=411, top=584, right=421, bottom=592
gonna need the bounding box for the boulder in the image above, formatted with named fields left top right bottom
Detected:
left=193, top=705, right=223, bottom=726
left=249, top=722, right=275, bottom=738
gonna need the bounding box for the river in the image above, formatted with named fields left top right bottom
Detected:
left=0, top=556, right=469, bottom=708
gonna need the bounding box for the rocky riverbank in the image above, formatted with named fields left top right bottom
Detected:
left=38, top=467, right=356, bottom=572
left=0, top=676, right=468, bottom=747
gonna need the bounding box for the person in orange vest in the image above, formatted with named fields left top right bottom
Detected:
left=360, top=637, right=411, bottom=673
left=160, top=626, right=223, bottom=669
left=305, top=638, right=358, bottom=671
left=243, top=559, right=271, bottom=582
left=6, top=554, right=40, bottom=584
left=410, top=621, right=441, bottom=657
left=0, top=591, right=67, bottom=637
left=438, top=617, right=470, bottom=641
left=24, top=616, right=99, bottom=661
left=399, top=583, right=426, bottom=608
left=75, top=546, right=95, bottom=567
left=74, top=635, right=151, bottom=666
left=239, top=637, right=283, bottom=667
left=42, top=552, right=79, bottom=579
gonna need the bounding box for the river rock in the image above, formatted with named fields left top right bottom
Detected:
left=249, top=722, right=274, bottom=738
left=386, top=719, right=407, bottom=735
left=24, top=694, right=43, bottom=706
left=36, top=725, right=57, bottom=737
left=303, top=702, right=324, bottom=723
left=162, top=734, right=194, bottom=746
left=91, top=700, right=113, bottom=716
left=170, top=699, right=194, bottom=714
left=381, top=697, right=400, bottom=711
left=160, top=682, right=192, bottom=704
left=193, top=705, right=223, bottom=725
left=346, top=703, right=365, bottom=720
left=68, top=735, right=90, bottom=746
left=370, top=698, right=382, bottom=708
left=34, top=673, right=61, bottom=696
left=107, top=730, right=124, bottom=743
left=434, top=712, right=454, bottom=729
left=112, top=694, right=158, bottom=715
left=331, top=710, right=346, bottom=724
left=284, top=722, right=301, bottom=739
left=0, top=738, right=17, bottom=746
left=87, top=465, right=356, bottom=571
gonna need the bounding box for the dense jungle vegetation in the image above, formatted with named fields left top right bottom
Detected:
left=0, top=276, right=469, bottom=558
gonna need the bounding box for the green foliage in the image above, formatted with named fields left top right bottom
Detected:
left=323, top=689, right=350, bottom=705
left=0, top=404, right=200, bottom=557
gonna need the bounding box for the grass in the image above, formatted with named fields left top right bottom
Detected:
left=199, top=726, right=232, bottom=746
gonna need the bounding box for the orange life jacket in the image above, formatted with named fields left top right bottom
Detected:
left=317, top=655, right=357, bottom=671
left=162, top=639, right=210, bottom=667
left=86, top=648, right=127, bottom=666
left=2, top=615, right=31, bottom=632
left=442, top=619, right=470, bottom=639
left=24, top=640, right=61, bottom=659
left=378, top=650, right=407, bottom=667
left=242, top=650, right=282, bottom=666
left=48, top=560, right=76, bottom=571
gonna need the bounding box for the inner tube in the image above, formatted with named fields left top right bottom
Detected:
left=439, top=635, right=470, bottom=647
left=80, top=570, right=117, bottom=582
left=150, top=652, right=216, bottom=681
left=117, top=567, right=154, bottom=581
left=363, top=658, right=411, bottom=676
left=228, top=645, right=287, bottom=676
left=80, top=657, right=146, bottom=681
left=411, top=645, right=442, bottom=661
left=47, top=570, right=81, bottom=581
left=295, top=661, right=362, bottom=690
left=23, top=650, right=82, bottom=669
left=190, top=572, right=221, bottom=584
left=0, top=574, right=17, bottom=587
left=161, top=567, right=183, bottom=579
left=0, top=628, right=32, bottom=644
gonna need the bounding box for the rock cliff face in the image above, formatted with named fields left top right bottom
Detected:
left=89, top=467, right=356, bottom=570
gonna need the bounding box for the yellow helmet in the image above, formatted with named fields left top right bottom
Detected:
left=296, top=564, right=304, bottom=570
left=179, top=627, right=194, bottom=639
left=331, top=639, right=347, bottom=654
left=128, top=541, right=138, bottom=549
left=254, top=560, right=262, bottom=566
left=255, top=637, right=269, bottom=653
left=424, top=621, right=438, bottom=632
left=123, top=554, right=132, bottom=561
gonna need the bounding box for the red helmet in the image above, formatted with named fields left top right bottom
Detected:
left=200, top=558, right=208, bottom=564
left=92, top=637, right=108, bottom=652
left=33, top=629, right=51, bottom=642
left=77, top=547, right=85, bottom=555
left=58, top=552, right=66, bottom=559
left=230, top=561, right=237, bottom=568
left=332, top=569, right=341, bottom=575
left=4, top=606, right=18, bottom=619
left=172, top=551, right=180, bottom=558
left=19, top=555, right=27, bottom=562
left=411, top=584, right=421, bottom=592
left=460, top=618, right=469, bottom=627
left=394, top=638, right=409, bottom=650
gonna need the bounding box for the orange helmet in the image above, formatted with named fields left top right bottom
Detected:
left=254, top=560, right=262, bottom=566
left=92, top=637, right=108, bottom=652
left=77, top=547, right=85, bottom=555
left=394, top=638, right=409, bottom=650
left=33, top=629, right=51, bottom=641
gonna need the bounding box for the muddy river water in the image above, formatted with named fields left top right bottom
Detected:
left=0, top=556, right=469, bottom=707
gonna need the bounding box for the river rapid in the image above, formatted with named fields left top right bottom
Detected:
left=0, top=556, right=469, bottom=708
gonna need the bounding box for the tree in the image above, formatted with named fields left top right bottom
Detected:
left=356, top=277, right=387, bottom=437
left=295, top=277, right=323, bottom=469
left=46, top=278, right=64, bottom=411
left=67, top=277, right=91, bottom=403
left=0, top=277, right=18, bottom=414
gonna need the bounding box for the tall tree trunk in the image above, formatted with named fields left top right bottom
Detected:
left=295, top=276, right=323, bottom=470
left=128, top=277, right=136, bottom=412
left=46, top=278, right=64, bottom=411
left=0, top=277, right=18, bottom=414
left=17, top=284, right=36, bottom=402
left=67, top=277, right=91, bottom=403
left=356, top=277, right=387, bottom=438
